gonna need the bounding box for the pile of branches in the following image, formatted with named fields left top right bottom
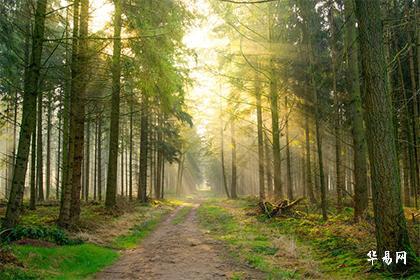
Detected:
left=258, top=197, right=304, bottom=218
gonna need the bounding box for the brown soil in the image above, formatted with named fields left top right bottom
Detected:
left=95, top=205, right=265, bottom=280
left=14, top=238, right=56, bottom=247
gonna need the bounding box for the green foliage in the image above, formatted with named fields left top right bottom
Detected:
left=6, top=244, right=118, bottom=280
left=1, top=226, right=82, bottom=245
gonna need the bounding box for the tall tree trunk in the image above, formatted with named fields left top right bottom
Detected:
left=36, top=93, right=44, bottom=202
left=256, top=75, right=265, bottom=200
left=120, top=125, right=124, bottom=197
left=344, top=0, right=368, bottom=221
left=176, top=154, right=184, bottom=197
left=58, top=0, right=80, bottom=227
left=129, top=101, right=133, bottom=200
left=220, top=95, right=230, bottom=199
left=29, top=128, right=37, bottom=210
left=84, top=120, right=90, bottom=201
left=69, top=0, right=89, bottom=225
left=329, top=5, right=342, bottom=212
left=56, top=111, right=62, bottom=200
left=3, top=0, right=48, bottom=228
left=220, top=123, right=230, bottom=199
left=105, top=0, right=122, bottom=209
left=270, top=65, right=281, bottom=199
left=354, top=0, right=417, bottom=270
left=406, top=5, right=419, bottom=209
left=46, top=91, right=52, bottom=200
left=138, top=96, right=149, bottom=203
left=230, top=119, right=237, bottom=199
left=155, top=116, right=162, bottom=199
left=304, top=114, right=316, bottom=203
left=314, top=98, right=327, bottom=221
left=161, top=160, right=165, bottom=199
left=397, top=57, right=418, bottom=209
left=264, top=132, right=273, bottom=198
left=97, top=117, right=102, bottom=201
left=93, top=119, right=98, bottom=200
left=285, top=96, right=293, bottom=201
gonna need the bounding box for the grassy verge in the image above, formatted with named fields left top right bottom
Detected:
left=113, top=209, right=169, bottom=249
left=197, top=201, right=302, bottom=279
left=0, top=200, right=174, bottom=279
left=198, top=198, right=420, bottom=280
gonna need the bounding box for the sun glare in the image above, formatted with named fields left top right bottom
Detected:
left=90, top=0, right=114, bottom=33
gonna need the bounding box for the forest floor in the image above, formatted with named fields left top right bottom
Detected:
left=196, top=196, right=420, bottom=280
left=95, top=203, right=265, bottom=280
left=0, top=195, right=419, bottom=279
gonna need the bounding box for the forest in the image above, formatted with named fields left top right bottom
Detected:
left=0, top=0, right=419, bottom=279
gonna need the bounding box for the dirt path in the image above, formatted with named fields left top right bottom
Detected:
left=95, top=205, right=265, bottom=280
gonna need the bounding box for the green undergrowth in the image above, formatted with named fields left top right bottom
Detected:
left=197, top=202, right=298, bottom=279
left=0, top=200, right=175, bottom=279
left=1, top=244, right=118, bottom=280
left=199, top=198, right=420, bottom=280
left=113, top=208, right=170, bottom=249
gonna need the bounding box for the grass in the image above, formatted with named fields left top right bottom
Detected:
left=0, top=199, right=176, bottom=279
left=172, top=206, right=192, bottom=225
left=113, top=210, right=168, bottom=249
left=198, top=198, right=420, bottom=280
left=0, top=244, right=118, bottom=280
left=197, top=202, right=300, bottom=279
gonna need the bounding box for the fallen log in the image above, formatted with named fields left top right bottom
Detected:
left=258, top=197, right=304, bottom=218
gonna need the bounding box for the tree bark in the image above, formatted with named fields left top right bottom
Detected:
left=138, top=96, right=149, bottom=203
left=46, top=91, right=52, bottom=200
left=344, top=0, right=368, bottom=221
left=58, top=0, right=80, bottom=228
left=285, top=96, right=293, bottom=201
left=105, top=0, right=122, bottom=209
left=29, top=128, right=37, bottom=210
left=84, top=119, right=90, bottom=201
left=97, top=116, right=102, bottom=201
left=69, top=0, right=89, bottom=225
left=3, top=0, right=48, bottom=228
left=264, top=132, right=273, bottom=198
left=354, top=0, right=417, bottom=270
left=304, top=114, right=316, bottom=204
left=129, top=101, right=133, bottom=200
left=36, top=93, right=44, bottom=202
left=230, top=119, right=238, bottom=199
left=256, top=75, right=265, bottom=200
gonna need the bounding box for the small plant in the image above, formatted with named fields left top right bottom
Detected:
left=1, top=225, right=83, bottom=245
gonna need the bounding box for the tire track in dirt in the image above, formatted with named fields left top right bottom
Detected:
left=95, top=204, right=265, bottom=280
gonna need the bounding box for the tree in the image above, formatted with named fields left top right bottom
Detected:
left=105, top=0, right=122, bottom=209
left=344, top=0, right=368, bottom=221
left=354, top=0, right=418, bottom=271
left=3, top=0, right=48, bottom=228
